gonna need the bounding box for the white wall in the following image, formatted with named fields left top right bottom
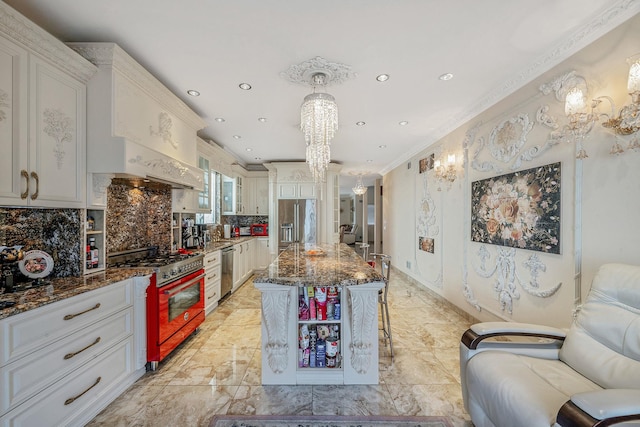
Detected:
left=383, top=14, right=640, bottom=328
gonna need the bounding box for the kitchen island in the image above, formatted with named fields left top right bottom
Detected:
left=253, top=243, right=385, bottom=385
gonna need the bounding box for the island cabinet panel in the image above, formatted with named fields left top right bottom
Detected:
left=254, top=243, right=384, bottom=385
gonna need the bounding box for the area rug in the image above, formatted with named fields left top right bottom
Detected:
left=208, top=414, right=453, bottom=427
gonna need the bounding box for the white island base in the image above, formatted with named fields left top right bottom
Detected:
left=254, top=282, right=384, bottom=385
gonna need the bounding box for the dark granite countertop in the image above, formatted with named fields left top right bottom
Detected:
left=199, top=236, right=263, bottom=253
left=0, top=268, right=153, bottom=320
left=253, top=243, right=384, bottom=287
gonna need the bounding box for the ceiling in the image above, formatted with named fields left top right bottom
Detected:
left=5, top=0, right=638, bottom=191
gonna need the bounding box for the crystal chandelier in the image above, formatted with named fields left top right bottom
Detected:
left=352, top=174, right=367, bottom=196
left=300, top=73, right=338, bottom=183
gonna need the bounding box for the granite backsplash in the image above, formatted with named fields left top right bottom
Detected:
left=0, top=208, right=82, bottom=278
left=106, top=179, right=172, bottom=254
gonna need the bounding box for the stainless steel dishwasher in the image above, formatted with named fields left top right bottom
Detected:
left=221, top=246, right=235, bottom=298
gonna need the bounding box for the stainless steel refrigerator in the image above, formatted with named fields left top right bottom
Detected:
left=278, top=199, right=317, bottom=252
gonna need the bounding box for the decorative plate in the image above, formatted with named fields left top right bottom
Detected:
left=19, top=250, right=54, bottom=279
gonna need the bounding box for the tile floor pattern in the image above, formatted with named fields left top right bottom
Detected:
left=88, top=270, right=475, bottom=427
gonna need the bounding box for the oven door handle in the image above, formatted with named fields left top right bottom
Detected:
left=163, top=273, right=205, bottom=296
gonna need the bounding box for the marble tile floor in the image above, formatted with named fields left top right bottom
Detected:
left=87, top=271, right=475, bottom=427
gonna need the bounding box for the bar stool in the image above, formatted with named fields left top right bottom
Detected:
left=369, top=253, right=393, bottom=358
left=359, top=242, right=370, bottom=261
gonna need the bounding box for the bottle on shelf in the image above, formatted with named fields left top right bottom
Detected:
left=89, top=237, right=99, bottom=269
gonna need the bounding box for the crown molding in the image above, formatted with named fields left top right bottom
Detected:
left=0, top=3, right=97, bottom=83
left=69, top=42, right=206, bottom=131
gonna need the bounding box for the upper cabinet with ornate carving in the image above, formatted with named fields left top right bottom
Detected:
left=0, top=3, right=97, bottom=208
left=68, top=43, right=206, bottom=190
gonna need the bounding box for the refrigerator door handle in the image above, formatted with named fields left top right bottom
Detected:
left=294, top=202, right=299, bottom=242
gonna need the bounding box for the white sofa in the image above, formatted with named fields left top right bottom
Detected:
left=460, top=263, right=640, bottom=427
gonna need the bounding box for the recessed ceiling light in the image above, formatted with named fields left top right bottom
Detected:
left=258, top=117, right=267, bottom=123
left=439, top=73, right=454, bottom=81
left=356, top=121, right=366, bottom=126
left=399, top=121, right=409, bottom=126
left=239, top=83, right=252, bottom=90
left=376, top=74, right=390, bottom=82
left=233, top=135, right=241, bottom=139
left=214, top=117, right=225, bottom=123
left=246, top=148, right=252, bottom=152
left=366, top=159, right=373, bottom=163
left=254, top=157, right=262, bottom=160
left=187, top=89, right=200, bottom=96
left=379, top=145, right=387, bottom=149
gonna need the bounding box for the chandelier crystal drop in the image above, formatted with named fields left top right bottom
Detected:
left=300, top=73, right=338, bottom=183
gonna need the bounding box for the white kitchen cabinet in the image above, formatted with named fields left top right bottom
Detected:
left=0, top=277, right=148, bottom=425
left=204, top=250, right=222, bottom=314
left=0, top=34, right=91, bottom=208
left=172, top=188, right=199, bottom=213
left=246, top=176, right=269, bottom=215
left=232, top=240, right=254, bottom=291
left=256, top=237, right=271, bottom=270
left=278, top=182, right=316, bottom=199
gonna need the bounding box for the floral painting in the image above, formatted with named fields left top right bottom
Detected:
left=419, top=236, right=434, bottom=253
left=471, top=162, right=561, bottom=254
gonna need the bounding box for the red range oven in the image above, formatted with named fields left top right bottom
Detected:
left=147, top=268, right=205, bottom=369
left=109, top=248, right=206, bottom=370
left=250, top=223, right=268, bottom=236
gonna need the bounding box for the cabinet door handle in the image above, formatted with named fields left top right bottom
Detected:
left=30, top=171, right=39, bottom=200
left=20, top=170, right=29, bottom=199
left=64, top=377, right=101, bottom=405
left=64, top=303, right=101, bottom=320
left=64, top=337, right=101, bottom=360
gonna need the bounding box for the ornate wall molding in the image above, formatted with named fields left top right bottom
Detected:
left=261, top=290, right=291, bottom=374
left=472, top=245, right=562, bottom=314
left=283, top=169, right=312, bottom=182
left=348, top=287, right=377, bottom=374
left=416, top=173, right=439, bottom=238
left=0, top=4, right=96, bottom=83
left=69, top=43, right=206, bottom=131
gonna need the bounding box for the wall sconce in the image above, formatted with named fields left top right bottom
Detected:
left=434, top=153, right=457, bottom=191
left=595, top=53, right=640, bottom=154
left=563, top=86, right=599, bottom=159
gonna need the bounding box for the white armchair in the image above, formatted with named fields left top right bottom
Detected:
left=460, top=263, right=640, bottom=427
left=340, top=224, right=358, bottom=245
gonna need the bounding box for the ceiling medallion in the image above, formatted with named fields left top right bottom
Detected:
left=281, top=56, right=356, bottom=86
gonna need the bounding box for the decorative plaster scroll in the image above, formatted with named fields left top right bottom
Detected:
left=470, top=136, right=504, bottom=173
left=488, top=113, right=533, bottom=163
left=536, top=105, right=559, bottom=130
left=0, top=89, right=8, bottom=122
left=128, top=155, right=203, bottom=187
left=348, top=288, right=377, bottom=374
left=261, top=290, right=291, bottom=373
left=43, top=108, right=74, bottom=169
left=91, top=174, right=114, bottom=199
left=539, top=70, right=587, bottom=103
left=150, top=112, right=179, bottom=149
left=281, top=56, right=356, bottom=86
left=471, top=246, right=562, bottom=314
left=283, top=169, right=312, bottom=182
